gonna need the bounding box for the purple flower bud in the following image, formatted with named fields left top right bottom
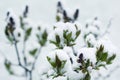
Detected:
left=79, top=53, right=83, bottom=59
left=74, top=9, right=79, bottom=20
left=23, top=5, right=29, bottom=17
left=57, top=1, right=62, bottom=7
left=9, top=17, right=15, bottom=26
left=7, top=11, right=10, bottom=17
left=63, top=10, right=67, bottom=18
left=94, top=17, right=98, bottom=20
left=77, top=53, right=83, bottom=63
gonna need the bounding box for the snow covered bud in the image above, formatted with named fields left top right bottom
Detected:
left=63, top=10, right=68, bottom=19
left=94, top=17, right=98, bottom=20
left=77, top=53, right=83, bottom=63
left=73, top=9, right=79, bottom=21
left=9, top=17, right=15, bottom=26
left=57, top=1, right=61, bottom=7
left=6, top=11, right=10, bottom=17
left=5, top=16, right=16, bottom=37
left=57, top=1, right=63, bottom=13
left=23, top=5, right=29, bottom=18
left=63, top=10, right=72, bottom=22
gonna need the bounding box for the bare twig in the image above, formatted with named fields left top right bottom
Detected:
left=29, top=71, right=32, bottom=80
left=12, top=33, right=31, bottom=78
left=102, top=18, right=113, bottom=37
left=72, top=46, right=77, bottom=56
left=23, top=39, right=28, bottom=79
left=23, top=41, right=27, bottom=65
left=28, top=47, right=42, bottom=80
left=14, top=41, right=21, bottom=64
left=31, top=47, right=41, bottom=71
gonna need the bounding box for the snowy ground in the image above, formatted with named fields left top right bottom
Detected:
left=0, top=0, right=120, bottom=80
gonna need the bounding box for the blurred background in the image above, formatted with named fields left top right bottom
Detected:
left=0, top=0, right=120, bottom=80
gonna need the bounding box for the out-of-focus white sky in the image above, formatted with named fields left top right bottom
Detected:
left=0, top=0, right=120, bottom=80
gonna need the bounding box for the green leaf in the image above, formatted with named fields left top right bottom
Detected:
left=42, top=30, right=48, bottom=40
left=24, top=27, right=32, bottom=41
left=37, top=30, right=48, bottom=46
left=4, top=60, right=13, bottom=75
left=75, top=30, right=80, bottom=39
left=107, top=54, right=116, bottom=64
left=56, top=15, right=61, bottom=22
left=96, top=45, right=104, bottom=61
left=29, top=48, right=38, bottom=56
left=98, top=64, right=106, bottom=68
left=47, top=56, right=56, bottom=68
left=50, top=40, right=57, bottom=45
left=86, top=59, right=90, bottom=68
left=55, top=55, right=62, bottom=68
left=63, top=30, right=68, bottom=39
left=61, top=60, right=66, bottom=69
left=39, top=40, right=46, bottom=46
left=87, top=41, right=93, bottom=47
left=47, top=55, right=67, bottom=77
left=50, top=40, right=59, bottom=47
left=6, top=35, right=14, bottom=43
left=5, top=26, right=14, bottom=43
left=66, top=32, right=72, bottom=40
left=5, top=27, right=9, bottom=36
left=4, top=61, right=11, bottom=70
left=69, top=43, right=76, bottom=46
left=50, top=40, right=63, bottom=49
left=100, top=52, right=108, bottom=61
left=56, top=35, right=60, bottom=44
left=83, top=73, right=91, bottom=80
left=19, top=16, right=24, bottom=30
left=99, top=45, right=104, bottom=52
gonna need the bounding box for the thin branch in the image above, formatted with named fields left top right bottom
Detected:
left=26, top=47, right=42, bottom=80
left=22, top=40, right=28, bottom=79
left=23, top=41, right=27, bottom=65
left=14, top=40, right=21, bottom=65
left=72, top=46, right=77, bottom=56
left=12, top=32, right=21, bottom=65
left=31, top=47, right=42, bottom=71
left=14, top=41, right=30, bottom=71
left=29, top=71, right=32, bottom=80
left=12, top=33, right=30, bottom=74
left=102, top=18, right=113, bottom=37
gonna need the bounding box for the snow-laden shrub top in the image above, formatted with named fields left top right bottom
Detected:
left=48, top=22, right=81, bottom=49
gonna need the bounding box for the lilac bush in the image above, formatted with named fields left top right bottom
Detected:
left=3, top=1, right=117, bottom=80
